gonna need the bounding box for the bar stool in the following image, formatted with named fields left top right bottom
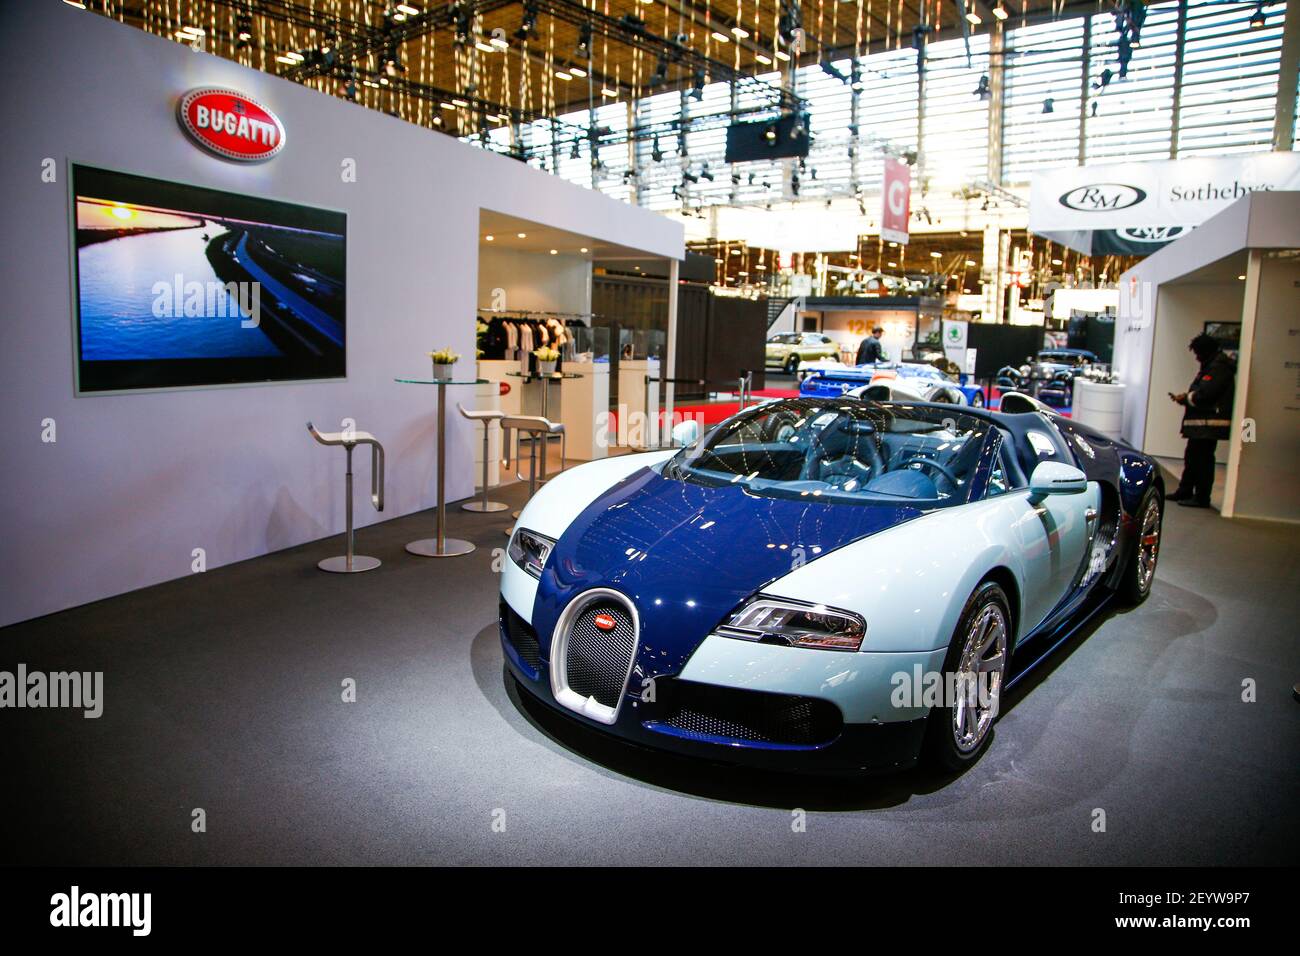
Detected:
left=500, top=414, right=565, bottom=516
left=307, top=422, right=385, bottom=573
left=457, top=403, right=509, bottom=513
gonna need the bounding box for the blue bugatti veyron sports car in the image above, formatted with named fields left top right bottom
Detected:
left=499, top=394, right=1164, bottom=774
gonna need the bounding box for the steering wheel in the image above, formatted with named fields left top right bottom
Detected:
left=894, top=455, right=960, bottom=491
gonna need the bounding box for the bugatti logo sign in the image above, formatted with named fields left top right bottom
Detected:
left=1059, top=183, right=1147, bottom=212
left=177, top=87, right=285, bottom=162
left=593, top=613, right=617, bottom=632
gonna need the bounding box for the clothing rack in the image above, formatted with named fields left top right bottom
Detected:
left=477, top=311, right=593, bottom=363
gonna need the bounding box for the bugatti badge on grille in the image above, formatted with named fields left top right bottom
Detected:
left=593, top=613, right=616, bottom=631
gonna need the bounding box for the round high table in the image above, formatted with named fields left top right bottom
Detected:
left=506, top=370, right=581, bottom=420
left=395, top=376, right=487, bottom=558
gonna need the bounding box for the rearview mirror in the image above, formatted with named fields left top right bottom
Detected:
left=671, top=419, right=701, bottom=447
left=1029, top=461, right=1088, bottom=498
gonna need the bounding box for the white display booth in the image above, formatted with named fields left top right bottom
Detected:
left=0, top=3, right=682, bottom=627
left=1115, top=192, right=1300, bottom=523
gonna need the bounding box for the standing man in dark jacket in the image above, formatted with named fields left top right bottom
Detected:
left=1168, top=333, right=1236, bottom=508
left=855, top=327, right=885, bottom=366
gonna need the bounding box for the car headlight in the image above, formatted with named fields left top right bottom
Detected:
left=715, top=596, right=866, bottom=652
left=508, top=528, right=555, bottom=579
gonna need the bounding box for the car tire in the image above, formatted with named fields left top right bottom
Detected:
left=922, top=581, right=1012, bottom=773
left=783, top=355, right=799, bottom=375
left=1118, top=490, right=1162, bottom=606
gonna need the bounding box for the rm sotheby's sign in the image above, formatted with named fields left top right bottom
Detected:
left=1030, top=154, right=1300, bottom=232
left=177, top=87, right=285, bottom=161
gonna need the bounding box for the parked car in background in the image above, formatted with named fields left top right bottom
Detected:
left=766, top=332, right=839, bottom=375
left=800, top=360, right=987, bottom=407
left=996, top=348, right=1098, bottom=407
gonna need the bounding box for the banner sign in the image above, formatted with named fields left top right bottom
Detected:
left=1030, top=154, right=1300, bottom=232
left=942, top=318, right=968, bottom=370
left=178, top=87, right=285, bottom=162
left=881, top=157, right=911, bottom=245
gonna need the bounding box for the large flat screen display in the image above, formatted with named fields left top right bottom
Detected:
left=71, top=164, right=346, bottom=393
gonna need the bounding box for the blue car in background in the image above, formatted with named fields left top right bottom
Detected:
left=801, top=361, right=988, bottom=407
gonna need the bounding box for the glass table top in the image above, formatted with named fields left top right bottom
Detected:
left=394, top=377, right=488, bottom=385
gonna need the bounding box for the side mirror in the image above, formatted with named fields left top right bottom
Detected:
left=671, top=419, right=701, bottom=448
left=1029, top=461, right=1088, bottom=498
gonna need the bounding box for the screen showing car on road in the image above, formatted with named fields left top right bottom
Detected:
left=71, top=163, right=346, bottom=393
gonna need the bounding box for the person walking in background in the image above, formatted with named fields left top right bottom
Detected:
left=1168, top=332, right=1236, bottom=509
left=855, top=327, right=885, bottom=365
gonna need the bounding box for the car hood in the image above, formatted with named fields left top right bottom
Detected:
left=530, top=467, right=926, bottom=678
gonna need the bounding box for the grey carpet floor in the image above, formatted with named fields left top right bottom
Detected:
left=1, top=475, right=1297, bottom=866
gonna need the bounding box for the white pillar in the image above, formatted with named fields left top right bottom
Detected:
left=665, top=258, right=679, bottom=445
left=1221, top=250, right=1263, bottom=519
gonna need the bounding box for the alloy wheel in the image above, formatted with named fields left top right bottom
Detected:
left=1137, top=498, right=1161, bottom=594
left=952, top=602, right=1008, bottom=753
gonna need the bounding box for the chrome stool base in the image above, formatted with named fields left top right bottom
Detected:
left=406, top=537, right=476, bottom=557
left=318, top=555, right=382, bottom=573
left=462, top=500, right=510, bottom=513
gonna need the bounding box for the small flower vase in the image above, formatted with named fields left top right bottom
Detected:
left=432, top=362, right=453, bottom=381
left=538, top=360, right=557, bottom=376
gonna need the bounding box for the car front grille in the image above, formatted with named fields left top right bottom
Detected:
left=500, top=599, right=542, bottom=678
left=649, top=679, right=842, bottom=747
left=563, top=600, right=637, bottom=709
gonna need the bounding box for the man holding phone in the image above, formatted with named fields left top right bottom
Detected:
left=1168, top=333, right=1236, bottom=509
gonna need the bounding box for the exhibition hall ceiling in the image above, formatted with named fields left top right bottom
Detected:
left=91, top=0, right=1099, bottom=122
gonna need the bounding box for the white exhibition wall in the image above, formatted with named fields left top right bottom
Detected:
left=1228, top=253, right=1300, bottom=523
left=0, top=3, right=681, bottom=627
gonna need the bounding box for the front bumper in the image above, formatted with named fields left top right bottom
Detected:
left=500, top=595, right=938, bottom=774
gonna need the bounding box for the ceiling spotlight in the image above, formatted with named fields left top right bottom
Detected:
left=755, top=53, right=773, bottom=65
left=1249, top=3, right=1266, bottom=28
left=555, top=70, right=572, bottom=81
left=930, top=251, right=942, bottom=258
left=517, top=232, right=527, bottom=238
left=485, top=235, right=494, bottom=241
left=395, top=3, right=420, bottom=15
left=966, top=11, right=982, bottom=25
left=601, top=87, right=618, bottom=98
left=576, top=23, right=593, bottom=58
left=992, top=3, right=1008, bottom=20
left=549, top=249, right=558, bottom=255
left=732, top=26, right=750, bottom=38
left=711, top=31, right=731, bottom=43
left=570, top=66, right=587, bottom=78
left=774, top=50, right=790, bottom=62
left=515, top=5, right=539, bottom=41
left=580, top=247, right=589, bottom=253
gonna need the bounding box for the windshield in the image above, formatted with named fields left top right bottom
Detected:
left=665, top=398, right=993, bottom=506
